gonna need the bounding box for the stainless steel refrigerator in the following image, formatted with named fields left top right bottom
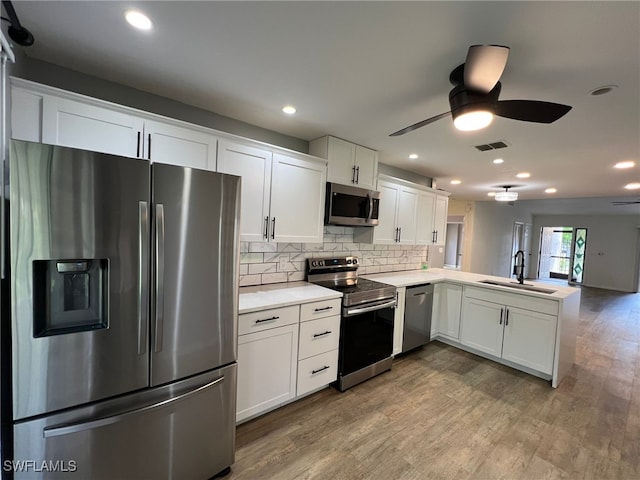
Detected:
left=7, top=139, right=240, bottom=479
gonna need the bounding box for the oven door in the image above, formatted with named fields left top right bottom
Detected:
left=339, top=298, right=395, bottom=382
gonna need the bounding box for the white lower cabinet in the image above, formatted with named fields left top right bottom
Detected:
left=237, top=322, right=299, bottom=423
left=432, top=283, right=462, bottom=340
left=237, top=298, right=340, bottom=423
left=237, top=305, right=300, bottom=423
left=460, top=287, right=558, bottom=375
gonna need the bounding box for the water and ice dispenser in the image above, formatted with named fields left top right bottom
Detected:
left=32, top=259, right=109, bottom=337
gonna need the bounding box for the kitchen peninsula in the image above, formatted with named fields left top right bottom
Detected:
left=238, top=267, right=580, bottom=426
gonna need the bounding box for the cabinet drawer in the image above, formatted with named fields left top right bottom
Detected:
left=296, top=350, right=338, bottom=396
left=238, top=305, right=299, bottom=336
left=464, top=286, right=558, bottom=316
left=300, top=298, right=342, bottom=322
left=298, top=316, right=341, bottom=360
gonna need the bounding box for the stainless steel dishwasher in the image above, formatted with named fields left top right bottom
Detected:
left=402, top=283, right=434, bottom=353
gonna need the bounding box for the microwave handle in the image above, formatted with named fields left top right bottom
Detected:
left=366, top=194, right=373, bottom=221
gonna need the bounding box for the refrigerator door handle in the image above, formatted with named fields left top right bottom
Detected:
left=154, top=203, right=165, bottom=353
left=138, top=201, right=150, bottom=355
left=42, top=376, right=225, bottom=438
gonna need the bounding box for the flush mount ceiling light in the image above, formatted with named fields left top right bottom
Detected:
left=282, top=105, right=296, bottom=115
left=452, top=107, right=493, bottom=131
left=614, top=161, right=635, bottom=169
left=125, top=10, right=153, bottom=30
left=495, top=186, right=518, bottom=202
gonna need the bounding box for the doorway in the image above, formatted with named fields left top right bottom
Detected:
left=538, top=227, right=588, bottom=285
left=444, top=216, right=464, bottom=269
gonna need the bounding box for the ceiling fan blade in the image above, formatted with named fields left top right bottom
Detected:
left=464, top=45, right=510, bottom=93
left=389, top=112, right=450, bottom=136
left=495, top=100, right=572, bottom=123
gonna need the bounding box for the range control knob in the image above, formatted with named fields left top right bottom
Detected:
left=311, top=261, right=317, bottom=267
left=346, top=259, right=352, bottom=264
left=353, top=258, right=358, bottom=265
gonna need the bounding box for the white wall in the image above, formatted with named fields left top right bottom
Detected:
left=468, top=201, right=533, bottom=278
left=531, top=215, right=640, bottom=292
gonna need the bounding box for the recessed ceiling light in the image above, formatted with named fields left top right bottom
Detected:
left=589, top=85, right=618, bottom=96
left=545, top=188, right=557, bottom=194
left=516, top=172, right=530, bottom=179
left=492, top=158, right=504, bottom=164
left=282, top=105, right=296, bottom=115
left=124, top=10, right=153, bottom=31
left=614, top=161, right=635, bottom=169
left=487, top=192, right=496, bottom=197
left=450, top=179, right=461, bottom=185
left=624, top=182, right=640, bottom=190
left=409, top=154, right=418, bottom=160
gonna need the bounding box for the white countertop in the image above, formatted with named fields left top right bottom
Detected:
left=363, top=268, right=579, bottom=300
left=239, top=281, right=342, bottom=314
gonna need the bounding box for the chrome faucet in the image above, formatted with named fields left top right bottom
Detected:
left=513, top=250, right=525, bottom=284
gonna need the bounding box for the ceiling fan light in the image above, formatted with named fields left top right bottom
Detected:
left=453, top=110, right=493, bottom=131
left=495, top=190, right=518, bottom=202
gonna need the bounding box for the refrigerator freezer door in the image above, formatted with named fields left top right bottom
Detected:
left=12, top=364, right=237, bottom=480
left=151, top=164, right=240, bottom=386
left=10, top=140, right=151, bottom=420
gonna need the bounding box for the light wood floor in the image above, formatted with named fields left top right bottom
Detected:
left=229, top=287, right=640, bottom=479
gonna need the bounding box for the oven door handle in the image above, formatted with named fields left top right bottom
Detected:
left=343, top=299, right=397, bottom=317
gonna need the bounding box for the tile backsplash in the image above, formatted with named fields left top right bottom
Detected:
left=239, top=226, right=429, bottom=287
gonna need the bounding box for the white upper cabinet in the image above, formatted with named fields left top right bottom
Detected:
left=433, top=194, right=449, bottom=246
left=309, top=136, right=378, bottom=190
left=42, top=95, right=143, bottom=158
left=270, top=153, right=327, bottom=243
left=218, top=141, right=327, bottom=243
left=416, top=191, right=436, bottom=245
left=142, top=119, right=217, bottom=170
left=13, top=79, right=218, bottom=170
left=217, top=141, right=273, bottom=242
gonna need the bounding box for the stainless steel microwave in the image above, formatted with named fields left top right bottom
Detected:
left=325, top=182, right=380, bottom=227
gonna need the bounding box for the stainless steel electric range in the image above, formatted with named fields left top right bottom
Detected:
left=306, top=257, right=396, bottom=391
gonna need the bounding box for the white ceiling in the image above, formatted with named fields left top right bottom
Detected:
left=5, top=1, right=640, bottom=205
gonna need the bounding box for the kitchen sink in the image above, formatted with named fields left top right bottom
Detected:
left=478, top=280, right=557, bottom=294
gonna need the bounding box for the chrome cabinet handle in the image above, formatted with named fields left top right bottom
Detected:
left=264, top=216, right=269, bottom=239
left=312, top=366, right=330, bottom=375
left=154, top=204, right=165, bottom=353
left=313, top=331, right=332, bottom=338
left=43, top=376, right=225, bottom=438
left=271, top=217, right=276, bottom=239
left=499, top=308, right=504, bottom=325
left=255, top=316, right=279, bottom=324
left=138, top=201, right=149, bottom=355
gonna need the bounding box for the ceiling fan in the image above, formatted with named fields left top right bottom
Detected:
left=390, top=45, right=572, bottom=136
